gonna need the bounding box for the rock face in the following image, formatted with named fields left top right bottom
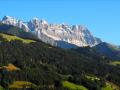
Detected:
left=18, top=20, right=29, bottom=32
left=2, top=16, right=17, bottom=26
left=2, top=16, right=29, bottom=32
left=1, top=16, right=102, bottom=48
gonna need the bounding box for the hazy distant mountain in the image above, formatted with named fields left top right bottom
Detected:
left=93, top=42, right=120, bottom=60
left=0, top=16, right=102, bottom=48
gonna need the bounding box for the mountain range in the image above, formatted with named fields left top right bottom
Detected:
left=1, top=16, right=102, bottom=48
left=0, top=16, right=120, bottom=60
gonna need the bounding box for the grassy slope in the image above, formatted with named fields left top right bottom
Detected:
left=109, top=61, right=120, bottom=66
left=9, top=81, right=37, bottom=89
left=85, top=75, right=120, bottom=90
left=0, top=86, right=4, bottom=90
left=102, top=82, right=119, bottom=90
left=62, top=81, right=88, bottom=90
left=0, top=33, right=35, bottom=43
left=85, top=75, right=119, bottom=90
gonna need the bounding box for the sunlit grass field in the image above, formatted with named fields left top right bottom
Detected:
left=62, top=81, right=88, bottom=90
left=9, top=81, right=37, bottom=89
left=0, top=33, right=35, bottom=43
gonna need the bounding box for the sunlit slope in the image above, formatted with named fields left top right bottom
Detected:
left=0, top=33, right=35, bottom=43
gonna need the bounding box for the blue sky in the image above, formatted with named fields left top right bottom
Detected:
left=0, top=0, right=120, bottom=45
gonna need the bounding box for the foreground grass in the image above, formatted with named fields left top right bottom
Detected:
left=62, top=81, right=88, bottom=90
left=0, top=33, right=35, bottom=43
left=0, top=86, right=4, bottom=90
left=109, top=61, right=120, bottom=66
left=102, top=82, right=119, bottom=90
left=9, top=81, right=37, bottom=89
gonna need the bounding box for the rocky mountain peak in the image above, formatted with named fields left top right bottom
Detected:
left=0, top=16, right=102, bottom=48
left=2, top=16, right=17, bottom=26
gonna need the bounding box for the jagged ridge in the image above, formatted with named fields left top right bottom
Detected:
left=0, top=16, right=102, bottom=48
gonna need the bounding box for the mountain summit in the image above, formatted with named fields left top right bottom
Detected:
left=1, top=16, right=102, bottom=48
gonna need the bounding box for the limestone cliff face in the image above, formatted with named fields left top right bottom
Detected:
left=1, top=16, right=102, bottom=48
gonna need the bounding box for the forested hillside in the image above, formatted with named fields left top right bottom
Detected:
left=0, top=33, right=119, bottom=90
